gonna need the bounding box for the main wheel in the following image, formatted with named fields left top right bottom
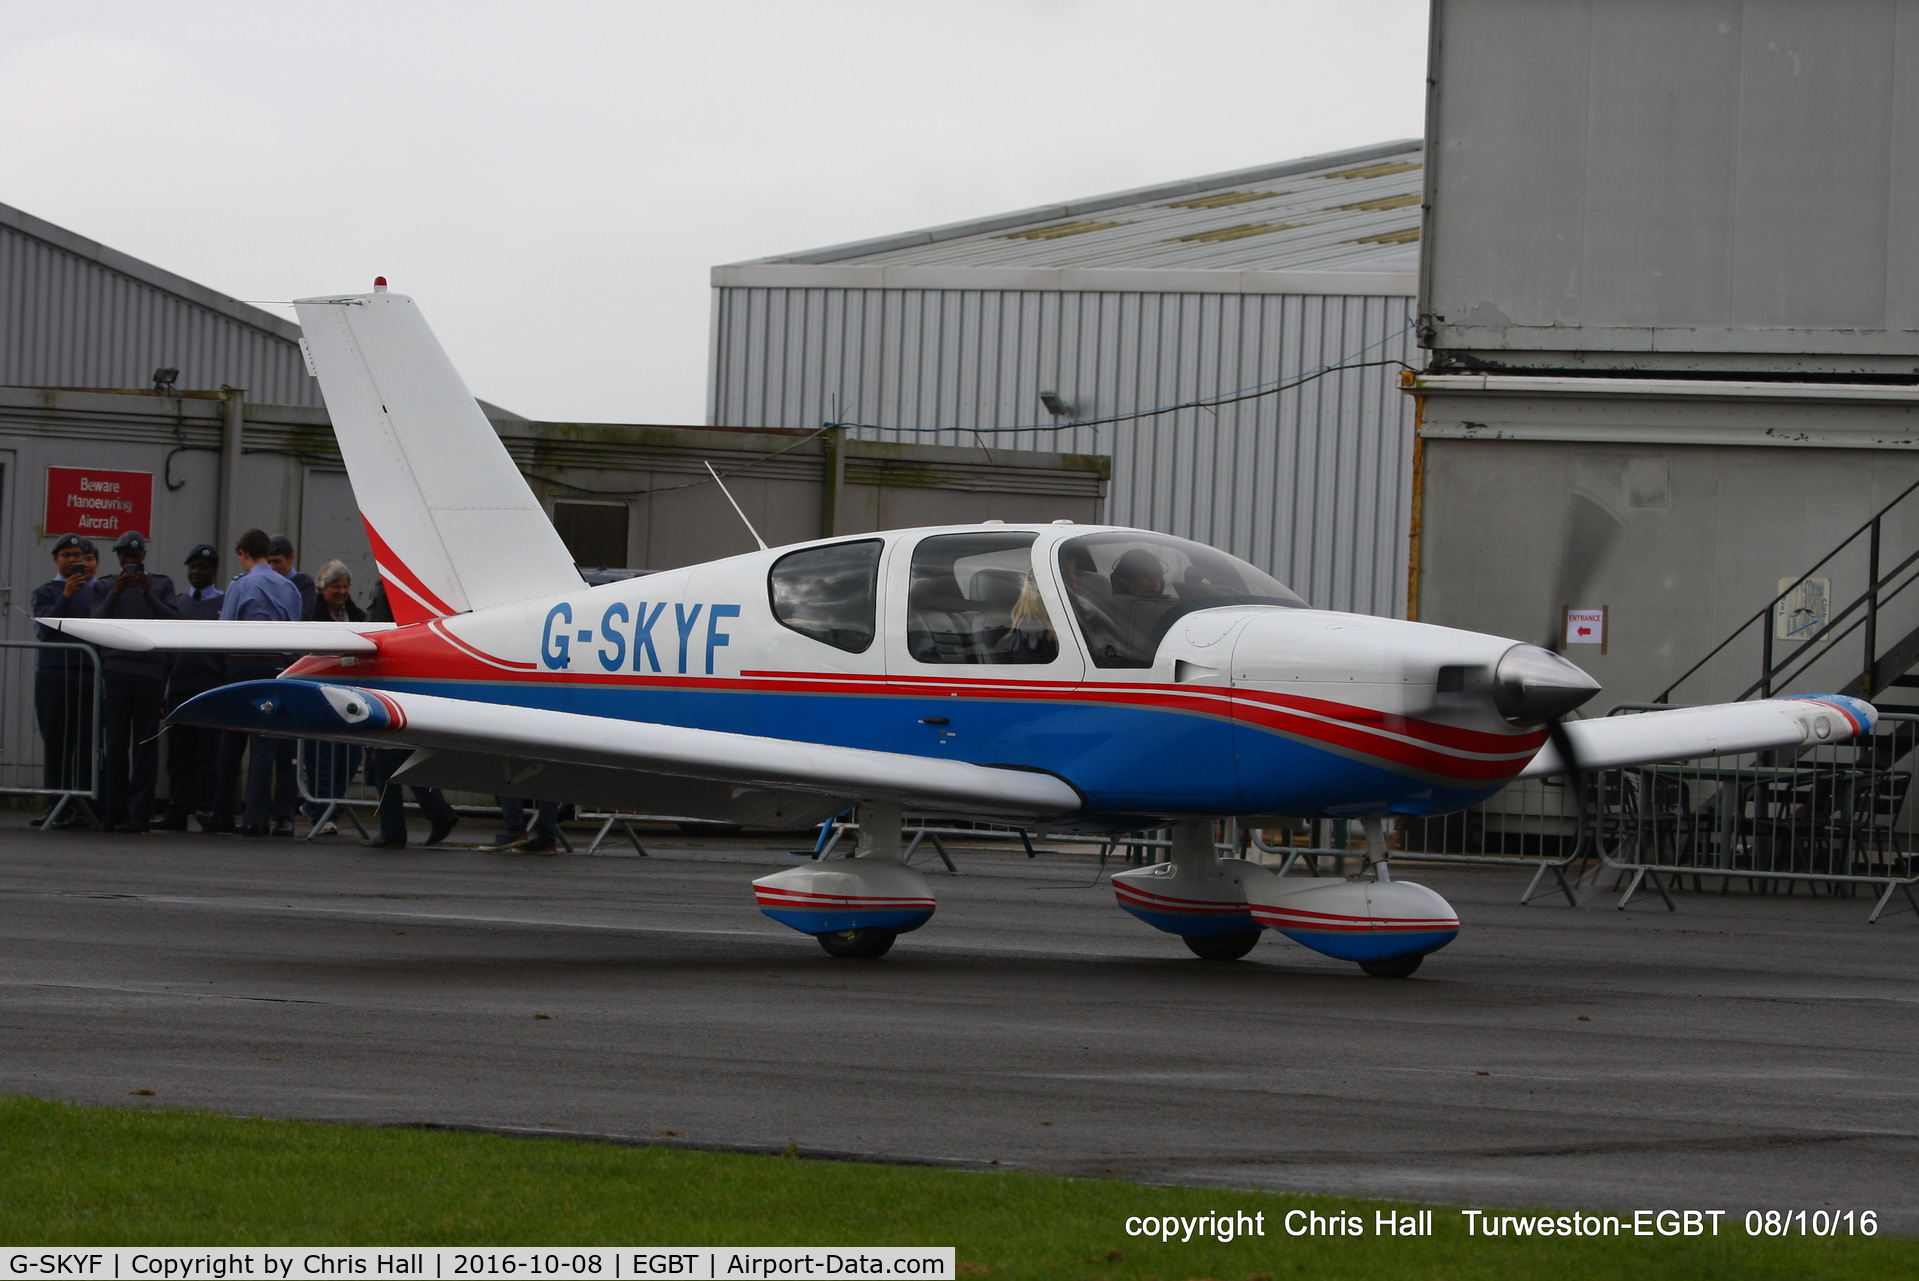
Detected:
left=1359, top=953, right=1424, bottom=978
left=1183, top=930, right=1263, bottom=961
left=816, top=927, right=898, bottom=959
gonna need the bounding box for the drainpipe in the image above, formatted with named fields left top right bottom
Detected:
left=217, top=386, right=245, bottom=566
left=820, top=425, right=847, bottom=538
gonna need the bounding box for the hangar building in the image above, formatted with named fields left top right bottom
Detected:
left=709, top=141, right=1423, bottom=617
left=1409, top=0, right=1919, bottom=711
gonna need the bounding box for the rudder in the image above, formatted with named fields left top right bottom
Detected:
left=293, top=289, right=580, bottom=622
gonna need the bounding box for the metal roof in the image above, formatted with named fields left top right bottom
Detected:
left=719, top=140, right=1421, bottom=292
left=0, top=200, right=302, bottom=340
left=0, top=199, right=320, bottom=405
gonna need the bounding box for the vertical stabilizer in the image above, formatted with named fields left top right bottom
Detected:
left=293, top=290, right=580, bottom=621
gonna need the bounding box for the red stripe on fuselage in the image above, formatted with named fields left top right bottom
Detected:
left=287, top=626, right=1543, bottom=788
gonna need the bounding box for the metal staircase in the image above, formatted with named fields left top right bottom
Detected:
left=1659, top=476, right=1919, bottom=708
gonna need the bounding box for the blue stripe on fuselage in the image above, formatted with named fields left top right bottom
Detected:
left=323, top=676, right=1504, bottom=820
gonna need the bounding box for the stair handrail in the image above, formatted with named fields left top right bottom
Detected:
left=1656, top=473, right=1919, bottom=703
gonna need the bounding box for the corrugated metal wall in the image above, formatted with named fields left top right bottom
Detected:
left=710, top=286, right=1418, bottom=616
left=0, top=221, right=318, bottom=406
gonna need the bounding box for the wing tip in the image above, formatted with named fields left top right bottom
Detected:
left=1787, top=694, right=1878, bottom=737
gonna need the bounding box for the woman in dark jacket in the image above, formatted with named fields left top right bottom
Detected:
left=308, top=560, right=368, bottom=622
left=302, top=560, right=367, bottom=831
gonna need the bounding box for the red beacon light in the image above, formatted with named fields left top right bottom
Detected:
left=374, top=277, right=388, bottom=292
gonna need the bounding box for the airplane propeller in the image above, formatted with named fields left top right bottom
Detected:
left=1531, top=487, right=1628, bottom=837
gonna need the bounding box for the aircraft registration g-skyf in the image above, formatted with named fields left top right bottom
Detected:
left=50, top=285, right=1878, bottom=976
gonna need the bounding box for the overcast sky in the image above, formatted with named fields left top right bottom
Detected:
left=0, top=1, right=1427, bottom=423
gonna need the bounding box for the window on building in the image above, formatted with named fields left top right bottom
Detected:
left=553, top=501, right=630, bottom=569
left=906, top=532, right=1059, bottom=664
left=768, top=539, right=882, bottom=653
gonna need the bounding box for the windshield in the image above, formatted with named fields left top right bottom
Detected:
left=1057, top=532, right=1307, bottom=668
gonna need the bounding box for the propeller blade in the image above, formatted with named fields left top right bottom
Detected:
left=1542, top=483, right=1625, bottom=868
left=1556, top=488, right=1627, bottom=618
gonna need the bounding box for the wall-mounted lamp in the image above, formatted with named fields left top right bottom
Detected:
left=152, top=367, right=180, bottom=394
left=1039, top=390, right=1073, bottom=418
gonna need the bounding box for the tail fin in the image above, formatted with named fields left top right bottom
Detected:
left=293, top=289, right=580, bottom=622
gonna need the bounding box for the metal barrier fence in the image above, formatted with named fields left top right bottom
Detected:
left=0, top=639, right=102, bottom=827
left=1584, top=706, right=1919, bottom=921
left=295, top=740, right=665, bottom=855
left=293, top=739, right=590, bottom=848
left=1386, top=707, right=1919, bottom=921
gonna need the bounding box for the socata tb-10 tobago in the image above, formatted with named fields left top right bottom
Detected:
left=51, top=285, right=1877, bottom=976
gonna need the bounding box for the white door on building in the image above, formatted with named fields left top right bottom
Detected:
left=300, top=468, right=375, bottom=610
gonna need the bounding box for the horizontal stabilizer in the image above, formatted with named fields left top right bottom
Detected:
left=168, top=680, right=1084, bottom=821
left=1518, top=696, right=1875, bottom=777
left=40, top=618, right=392, bottom=654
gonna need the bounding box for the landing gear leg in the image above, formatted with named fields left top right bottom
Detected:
left=1357, top=816, right=1427, bottom=977
left=1360, top=815, right=1392, bottom=883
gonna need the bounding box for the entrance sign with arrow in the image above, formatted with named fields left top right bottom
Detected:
left=1564, top=606, right=1607, bottom=653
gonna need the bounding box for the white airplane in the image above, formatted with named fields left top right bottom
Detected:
left=50, top=286, right=1877, bottom=976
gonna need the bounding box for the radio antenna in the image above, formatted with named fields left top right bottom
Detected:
left=704, top=461, right=768, bottom=551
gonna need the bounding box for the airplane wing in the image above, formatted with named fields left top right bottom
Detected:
left=39, top=618, right=393, bottom=654
left=168, top=679, right=1084, bottom=824
left=1516, top=695, right=1875, bottom=777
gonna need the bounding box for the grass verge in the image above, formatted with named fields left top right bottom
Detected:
left=0, top=1096, right=1911, bottom=1279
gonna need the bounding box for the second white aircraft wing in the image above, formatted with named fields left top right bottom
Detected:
left=1517, top=696, right=1876, bottom=777
left=169, top=679, right=1084, bottom=822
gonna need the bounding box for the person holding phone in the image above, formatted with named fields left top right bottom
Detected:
left=86, top=531, right=180, bottom=832
left=30, top=534, right=99, bottom=827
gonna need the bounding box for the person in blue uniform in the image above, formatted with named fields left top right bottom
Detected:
left=268, top=534, right=317, bottom=620
left=207, top=528, right=304, bottom=836
left=30, top=534, right=99, bottom=827
left=159, top=544, right=226, bottom=831
left=88, top=531, right=179, bottom=832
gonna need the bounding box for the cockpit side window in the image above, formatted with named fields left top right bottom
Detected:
left=768, top=539, right=882, bottom=653
left=907, top=532, right=1060, bottom=665
left=1057, top=532, right=1308, bottom=668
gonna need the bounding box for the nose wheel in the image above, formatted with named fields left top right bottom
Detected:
left=1358, top=953, right=1424, bottom=978
left=816, top=927, right=898, bottom=959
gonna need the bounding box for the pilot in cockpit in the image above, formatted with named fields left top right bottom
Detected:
left=1109, top=549, right=1168, bottom=599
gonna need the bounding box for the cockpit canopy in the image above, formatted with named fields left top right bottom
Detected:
left=1057, top=531, right=1308, bottom=668
left=763, top=526, right=1307, bottom=669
